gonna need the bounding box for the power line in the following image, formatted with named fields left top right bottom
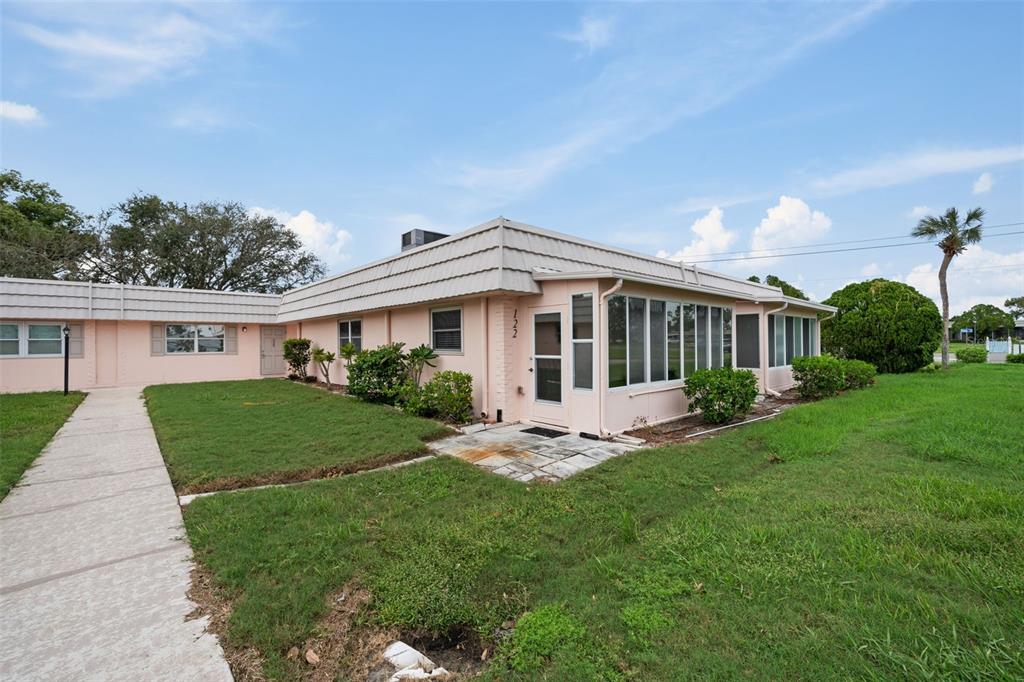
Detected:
left=689, top=230, right=1024, bottom=264
left=680, top=221, right=1024, bottom=259
left=799, top=262, right=1024, bottom=284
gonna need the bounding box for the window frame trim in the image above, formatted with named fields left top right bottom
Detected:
left=338, top=318, right=363, bottom=352
left=429, top=305, right=463, bottom=355
left=1, top=321, right=67, bottom=358
left=164, top=323, right=226, bottom=356
left=570, top=293, right=595, bottom=393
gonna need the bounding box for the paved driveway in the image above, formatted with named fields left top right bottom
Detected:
left=0, top=387, right=230, bottom=682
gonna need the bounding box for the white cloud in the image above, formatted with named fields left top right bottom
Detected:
left=11, top=3, right=282, bottom=96
left=904, top=243, right=1024, bottom=313
left=657, top=207, right=738, bottom=262
left=750, top=196, right=832, bottom=255
left=556, top=16, right=615, bottom=53
left=860, top=262, right=882, bottom=277
left=447, top=3, right=887, bottom=206
left=250, top=207, right=352, bottom=272
left=0, top=100, right=43, bottom=124
left=972, top=171, right=994, bottom=195
left=909, top=205, right=934, bottom=219
left=812, top=146, right=1024, bottom=195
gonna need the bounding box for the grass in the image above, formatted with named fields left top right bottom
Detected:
left=184, top=365, right=1024, bottom=680
left=144, top=379, right=451, bottom=493
left=948, top=341, right=985, bottom=353
left=0, top=391, right=85, bottom=501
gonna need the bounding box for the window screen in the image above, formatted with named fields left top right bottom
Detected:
left=628, top=297, right=646, bottom=385
left=785, top=316, right=795, bottom=364
left=683, top=304, right=696, bottom=376
left=736, top=314, right=760, bottom=368
left=696, top=305, right=708, bottom=370
left=431, top=308, right=462, bottom=352
left=1, top=323, right=20, bottom=355
left=710, top=306, right=723, bottom=368
left=802, top=318, right=811, bottom=357
left=572, top=294, right=594, bottom=390
left=608, top=295, right=627, bottom=388
left=339, top=320, right=362, bottom=351
left=667, top=302, right=682, bottom=380
left=649, top=300, right=666, bottom=382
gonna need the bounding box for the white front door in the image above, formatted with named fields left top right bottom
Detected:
left=260, top=326, right=287, bottom=375
left=530, top=306, right=569, bottom=427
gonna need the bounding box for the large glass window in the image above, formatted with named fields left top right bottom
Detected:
left=710, top=307, right=722, bottom=368
left=1, top=323, right=20, bottom=355
left=809, top=318, right=818, bottom=354
left=649, top=300, right=667, bottom=382
left=166, top=324, right=224, bottom=354
left=784, top=316, right=795, bottom=364
left=772, top=314, right=786, bottom=367
left=683, top=304, right=696, bottom=376
left=802, top=318, right=811, bottom=357
left=28, top=324, right=62, bottom=355
left=339, top=319, right=362, bottom=352
left=696, top=305, right=708, bottom=370
left=722, top=307, right=732, bottom=368
left=667, top=302, right=682, bottom=380
left=608, top=296, right=627, bottom=388
left=572, top=294, right=593, bottom=390
left=735, top=314, right=760, bottom=368
left=628, top=297, right=646, bottom=384
left=431, top=307, right=462, bottom=352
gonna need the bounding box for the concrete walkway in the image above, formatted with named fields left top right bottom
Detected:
left=0, top=387, right=231, bottom=682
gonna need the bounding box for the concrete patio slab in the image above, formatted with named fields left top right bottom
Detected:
left=429, top=423, right=643, bottom=482
left=0, top=386, right=231, bottom=682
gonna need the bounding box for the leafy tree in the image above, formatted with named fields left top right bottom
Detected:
left=0, top=170, right=91, bottom=279
left=822, top=279, right=941, bottom=373
left=83, top=195, right=325, bottom=293
left=313, top=347, right=336, bottom=386
left=950, top=304, right=1015, bottom=340
left=339, top=342, right=358, bottom=367
left=1005, top=296, right=1024, bottom=319
left=911, top=207, right=984, bottom=368
left=747, top=274, right=808, bottom=300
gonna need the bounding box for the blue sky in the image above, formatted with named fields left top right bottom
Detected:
left=2, top=1, right=1022, bottom=312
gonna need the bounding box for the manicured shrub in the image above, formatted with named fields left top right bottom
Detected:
left=822, top=279, right=941, bottom=373
left=420, top=370, right=474, bottom=423
left=955, top=345, right=987, bottom=363
left=1007, top=353, right=1024, bottom=364
left=346, top=342, right=408, bottom=404
left=792, top=355, right=845, bottom=399
left=840, top=358, right=877, bottom=390
left=683, top=368, right=758, bottom=424
left=282, top=338, right=312, bottom=379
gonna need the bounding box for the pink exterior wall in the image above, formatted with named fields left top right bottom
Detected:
left=1, top=320, right=268, bottom=393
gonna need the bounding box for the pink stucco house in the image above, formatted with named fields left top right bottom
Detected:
left=0, top=218, right=834, bottom=436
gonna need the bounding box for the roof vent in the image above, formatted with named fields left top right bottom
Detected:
left=401, top=229, right=449, bottom=252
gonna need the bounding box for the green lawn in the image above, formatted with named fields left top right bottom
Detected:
left=0, top=391, right=85, bottom=501
left=185, top=365, right=1024, bottom=680
left=144, top=379, right=451, bottom=494
left=948, top=341, right=985, bottom=353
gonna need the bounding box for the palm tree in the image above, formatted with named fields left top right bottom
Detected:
left=912, top=207, right=984, bottom=368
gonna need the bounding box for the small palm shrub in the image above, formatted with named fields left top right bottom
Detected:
left=282, top=338, right=312, bottom=379
left=346, top=342, right=408, bottom=404
left=840, top=358, right=877, bottom=390
left=683, top=368, right=758, bottom=424
left=956, top=346, right=987, bottom=363
left=312, top=347, right=336, bottom=386
left=1007, top=353, right=1024, bottom=364
left=792, top=355, right=846, bottom=399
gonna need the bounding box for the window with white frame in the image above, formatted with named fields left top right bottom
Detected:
left=338, top=319, right=362, bottom=351
left=0, top=322, right=66, bottom=357
left=768, top=314, right=817, bottom=367
left=608, top=295, right=730, bottom=389
left=166, top=324, right=225, bottom=354
left=571, top=294, right=593, bottom=390
left=430, top=307, right=462, bottom=353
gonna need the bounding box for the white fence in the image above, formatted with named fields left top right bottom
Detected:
left=986, top=338, right=1023, bottom=354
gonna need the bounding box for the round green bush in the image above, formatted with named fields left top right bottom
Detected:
left=346, top=342, right=408, bottom=404
left=683, top=368, right=758, bottom=424
left=1007, top=353, right=1024, bottom=364
left=791, top=355, right=845, bottom=399
left=840, top=358, right=877, bottom=389
left=822, top=279, right=941, bottom=373
left=955, top=345, right=988, bottom=363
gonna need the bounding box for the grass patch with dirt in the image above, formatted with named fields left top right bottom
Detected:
left=0, top=391, right=85, bottom=501
left=184, top=365, right=1024, bottom=680
left=144, top=379, right=451, bottom=494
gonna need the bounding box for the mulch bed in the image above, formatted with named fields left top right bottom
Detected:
left=625, top=389, right=806, bottom=445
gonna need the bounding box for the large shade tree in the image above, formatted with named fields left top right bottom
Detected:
left=747, top=274, right=809, bottom=300
left=950, top=304, right=1015, bottom=341
left=0, top=170, right=92, bottom=279
left=1006, top=296, right=1024, bottom=319
left=82, top=195, right=326, bottom=293
left=911, top=207, right=984, bottom=368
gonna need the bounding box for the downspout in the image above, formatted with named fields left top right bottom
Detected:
left=481, top=297, right=489, bottom=421
left=598, top=278, right=624, bottom=438
left=763, top=302, right=788, bottom=397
